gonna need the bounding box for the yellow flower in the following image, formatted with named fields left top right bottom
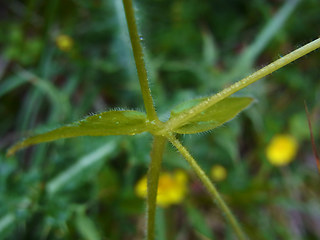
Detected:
left=135, top=170, right=188, bottom=208
left=266, top=134, right=298, bottom=166
left=55, top=34, right=73, bottom=52
left=210, top=164, right=227, bottom=182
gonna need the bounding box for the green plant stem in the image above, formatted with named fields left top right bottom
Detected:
left=122, top=0, right=158, bottom=122
left=160, top=37, right=320, bottom=135
left=147, top=136, right=166, bottom=240
left=167, top=134, right=247, bottom=240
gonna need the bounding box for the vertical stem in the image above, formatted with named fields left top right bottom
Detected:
left=147, top=136, right=166, bottom=240
left=168, top=135, right=248, bottom=240
left=122, top=0, right=158, bottom=121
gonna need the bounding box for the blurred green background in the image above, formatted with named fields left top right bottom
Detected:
left=1, top=0, right=320, bottom=239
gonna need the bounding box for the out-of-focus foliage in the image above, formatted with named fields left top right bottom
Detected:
left=1, top=0, right=320, bottom=239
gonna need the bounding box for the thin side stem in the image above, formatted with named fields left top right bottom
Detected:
left=147, top=136, right=166, bottom=240
left=161, top=37, right=320, bottom=134
left=122, top=0, right=158, bottom=121
left=168, top=134, right=247, bottom=240
left=304, top=102, right=320, bottom=173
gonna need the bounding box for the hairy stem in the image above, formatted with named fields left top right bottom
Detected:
left=161, top=37, right=320, bottom=134
left=147, top=136, right=166, bottom=240
left=168, top=134, right=247, bottom=240
left=122, top=0, right=158, bottom=122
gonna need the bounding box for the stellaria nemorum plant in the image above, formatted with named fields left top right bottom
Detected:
left=7, top=0, right=320, bottom=239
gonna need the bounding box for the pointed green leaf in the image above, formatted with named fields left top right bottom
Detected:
left=75, top=207, right=100, bottom=240
left=186, top=203, right=215, bottom=239
left=7, top=110, right=147, bottom=156
left=171, top=97, right=254, bottom=134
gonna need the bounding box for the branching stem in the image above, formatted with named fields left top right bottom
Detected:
left=122, top=1, right=320, bottom=239
left=167, top=134, right=247, bottom=240
left=122, top=0, right=158, bottom=122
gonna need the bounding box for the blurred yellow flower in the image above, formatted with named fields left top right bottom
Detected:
left=55, top=34, right=73, bottom=52
left=266, top=134, right=298, bottom=166
left=135, top=170, right=188, bottom=208
left=210, top=164, right=227, bottom=182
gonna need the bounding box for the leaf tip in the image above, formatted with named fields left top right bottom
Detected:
left=6, top=146, right=16, bottom=157
left=6, top=141, right=27, bottom=157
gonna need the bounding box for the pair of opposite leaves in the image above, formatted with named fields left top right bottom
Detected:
left=7, top=96, right=253, bottom=156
